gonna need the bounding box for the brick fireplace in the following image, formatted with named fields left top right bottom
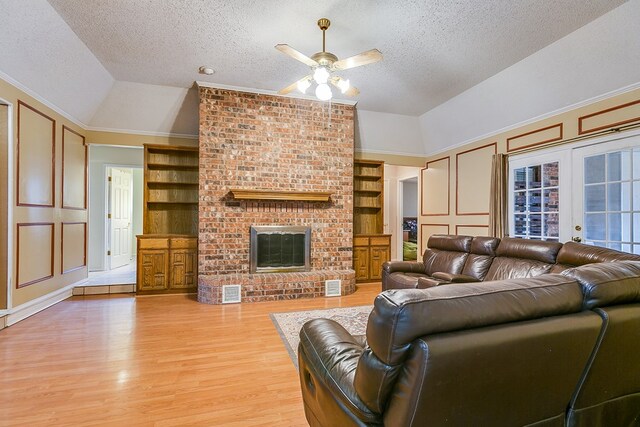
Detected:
left=197, top=87, right=356, bottom=304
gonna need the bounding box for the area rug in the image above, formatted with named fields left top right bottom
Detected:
left=270, top=305, right=373, bottom=368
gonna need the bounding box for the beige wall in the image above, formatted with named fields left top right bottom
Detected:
left=419, top=88, right=640, bottom=252
left=355, top=151, right=426, bottom=167
left=86, top=129, right=197, bottom=148
left=0, top=78, right=88, bottom=307
left=0, top=104, right=8, bottom=309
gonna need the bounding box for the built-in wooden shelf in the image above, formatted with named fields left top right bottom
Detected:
left=229, top=189, right=332, bottom=202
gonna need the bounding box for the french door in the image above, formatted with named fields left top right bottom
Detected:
left=572, top=135, right=640, bottom=253
left=509, top=131, right=640, bottom=254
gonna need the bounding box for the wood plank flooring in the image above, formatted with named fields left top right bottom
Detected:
left=0, top=283, right=380, bottom=426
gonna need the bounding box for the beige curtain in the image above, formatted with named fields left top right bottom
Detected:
left=489, top=153, right=508, bottom=238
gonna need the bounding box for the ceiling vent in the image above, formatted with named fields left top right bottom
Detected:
left=222, top=285, right=241, bottom=304
left=325, top=279, right=341, bottom=297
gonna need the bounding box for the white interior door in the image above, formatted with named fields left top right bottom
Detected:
left=110, top=167, right=133, bottom=269
left=571, top=135, right=640, bottom=253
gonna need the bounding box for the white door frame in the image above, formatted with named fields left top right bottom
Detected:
left=0, top=98, right=14, bottom=312
left=104, top=164, right=142, bottom=270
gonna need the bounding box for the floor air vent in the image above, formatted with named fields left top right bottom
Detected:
left=222, top=285, right=241, bottom=304
left=325, top=279, right=341, bottom=297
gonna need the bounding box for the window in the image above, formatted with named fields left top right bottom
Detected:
left=512, top=162, right=559, bottom=241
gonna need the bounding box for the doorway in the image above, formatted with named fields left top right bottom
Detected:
left=87, top=145, right=143, bottom=285
left=400, top=177, right=418, bottom=260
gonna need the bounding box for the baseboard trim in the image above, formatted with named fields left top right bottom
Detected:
left=6, top=284, right=75, bottom=326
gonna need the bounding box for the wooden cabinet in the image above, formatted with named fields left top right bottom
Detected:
left=137, top=144, right=198, bottom=295
left=353, top=234, right=391, bottom=283
left=353, top=160, right=389, bottom=282
left=137, top=235, right=197, bottom=294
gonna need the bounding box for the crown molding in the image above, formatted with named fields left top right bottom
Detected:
left=0, top=70, right=89, bottom=128
left=196, top=81, right=358, bottom=106
left=355, top=147, right=427, bottom=158
left=86, top=126, right=198, bottom=139
left=423, top=81, right=640, bottom=157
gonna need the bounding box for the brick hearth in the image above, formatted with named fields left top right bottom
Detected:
left=197, top=87, right=356, bottom=303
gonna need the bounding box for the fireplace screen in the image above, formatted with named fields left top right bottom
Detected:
left=250, top=226, right=311, bottom=273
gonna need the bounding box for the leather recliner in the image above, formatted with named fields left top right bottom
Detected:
left=298, top=259, right=640, bottom=426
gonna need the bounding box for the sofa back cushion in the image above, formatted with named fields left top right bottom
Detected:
left=484, top=237, right=562, bottom=281
left=551, top=241, right=640, bottom=273
left=461, top=236, right=500, bottom=280
left=355, top=275, right=583, bottom=412
left=423, top=234, right=472, bottom=276
left=561, top=260, right=640, bottom=309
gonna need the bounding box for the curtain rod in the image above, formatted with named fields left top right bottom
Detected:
left=506, top=122, right=640, bottom=156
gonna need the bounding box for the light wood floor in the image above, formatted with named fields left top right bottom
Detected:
left=0, top=283, right=381, bottom=427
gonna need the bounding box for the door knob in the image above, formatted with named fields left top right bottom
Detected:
left=572, top=236, right=582, bottom=243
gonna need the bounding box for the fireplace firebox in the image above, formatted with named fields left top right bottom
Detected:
left=250, top=226, right=311, bottom=273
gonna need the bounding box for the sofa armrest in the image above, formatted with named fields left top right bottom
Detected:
left=298, top=319, right=380, bottom=425
left=382, top=260, right=425, bottom=274
left=431, top=272, right=480, bottom=283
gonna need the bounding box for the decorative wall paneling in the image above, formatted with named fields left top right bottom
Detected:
left=420, top=223, right=449, bottom=251
left=61, top=126, right=87, bottom=210
left=61, top=222, right=87, bottom=274
left=17, top=101, right=55, bottom=207
left=506, top=123, right=563, bottom=152
left=421, top=156, right=450, bottom=216
left=16, top=223, right=54, bottom=288
left=578, top=99, right=640, bottom=135
left=455, top=143, right=497, bottom=215
left=455, top=224, right=489, bottom=237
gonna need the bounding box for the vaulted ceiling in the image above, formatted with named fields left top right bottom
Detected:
left=0, top=0, right=636, bottom=155
left=46, top=0, right=625, bottom=116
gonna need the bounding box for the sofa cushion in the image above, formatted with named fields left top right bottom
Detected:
left=460, top=236, right=500, bottom=281
left=557, top=241, right=640, bottom=266
left=422, top=235, right=472, bottom=276
left=366, top=274, right=583, bottom=366
left=384, top=272, right=427, bottom=289
left=495, top=237, right=562, bottom=263
left=483, top=237, right=562, bottom=281
left=562, top=261, right=640, bottom=309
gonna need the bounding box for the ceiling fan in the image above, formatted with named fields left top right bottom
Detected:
left=275, top=18, right=382, bottom=101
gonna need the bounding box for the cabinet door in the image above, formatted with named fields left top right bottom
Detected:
left=170, top=249, right=197, bottom=289
left=370, top=246, right=390, bottom=280
left=138, top=250, right=169, bottom=291
left=353, top=247, right=370, bottom=281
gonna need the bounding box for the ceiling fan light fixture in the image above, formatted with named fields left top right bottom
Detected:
left=315, top=83, right=332, bottom=101
left=337, top=79, right=350, bottom=94
left=297, top=78, right=311, bottom=94
left=313, top=66, right=330, bottom=85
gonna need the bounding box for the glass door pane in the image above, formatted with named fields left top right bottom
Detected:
left=573, top=135, right=640, bottom=254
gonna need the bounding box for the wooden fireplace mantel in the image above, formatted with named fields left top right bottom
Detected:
left=228, top=189, right=333, bottom=202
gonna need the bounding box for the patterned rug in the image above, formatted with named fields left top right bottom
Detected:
left=270, top=305, right=373, bottom=367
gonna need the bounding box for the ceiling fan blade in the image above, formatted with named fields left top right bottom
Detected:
left=278, top=75, right=312, bottom=95
left=330, top=77, right=360, bottom=97
left=275, top=44, right=318, bottom=67
left=332, top=49, right=383, bottom=71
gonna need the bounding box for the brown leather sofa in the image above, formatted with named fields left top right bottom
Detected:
left=298, top=238, right=640, bottom=426
left=382, top=234, right=640, bottom=290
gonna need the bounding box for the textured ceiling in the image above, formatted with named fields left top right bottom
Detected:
left=46, top=0, right=625, bottom=116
